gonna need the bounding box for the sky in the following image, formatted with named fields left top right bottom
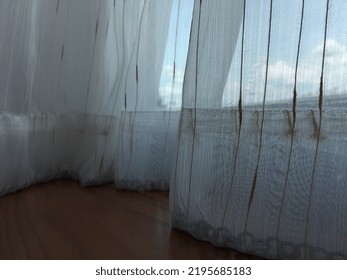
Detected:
left=158, top=0, right=347, bottom=109
left=158, top=0, right=194, bottom=109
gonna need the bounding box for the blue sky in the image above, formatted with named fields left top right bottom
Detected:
left=159, top=0, right=347, bottom=108
left=158, top=0, right=193, bottom=109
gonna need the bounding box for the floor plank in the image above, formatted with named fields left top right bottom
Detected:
left=0, top=180, right=261, bottom=260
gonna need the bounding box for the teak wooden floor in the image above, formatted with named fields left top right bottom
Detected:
left=0, top=180, right=260, bottom=260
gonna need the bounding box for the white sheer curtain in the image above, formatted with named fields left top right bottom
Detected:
left=0, top=0, right=176, bottom=195
left=171, top=0, right=347, bottom=259
left=1, top=0, right=346, bottom=260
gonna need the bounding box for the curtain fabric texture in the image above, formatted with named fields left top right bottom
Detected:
left=0, top=0, right=175, bottom=194
left=171, top=0, right=347, bottom=259
left=1, top=0, right=346, bottom=259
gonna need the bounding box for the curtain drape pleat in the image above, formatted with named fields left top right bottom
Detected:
left=0, top=0, right=175, bottom=194
left=1, top=0, right=346, bottom=259
left=171, top=0, right=347, bottom=259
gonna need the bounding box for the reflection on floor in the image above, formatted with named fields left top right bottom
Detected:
left=0, top=180, right=261, bottom=260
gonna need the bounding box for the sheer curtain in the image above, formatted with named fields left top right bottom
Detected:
left=171, top=0, right=347, bottom=259
left=0, top=0, right=177, bottom=194
left=1, top=0, right=346, bottom=260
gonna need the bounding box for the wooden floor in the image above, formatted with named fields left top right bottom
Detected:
left=0, top=180, right=260, bottom=260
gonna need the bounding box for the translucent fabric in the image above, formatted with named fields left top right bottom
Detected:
left=171, top=0, right=347, bottom=259
left=0, top=0, right=176, bottom=195
left=1, top=0, right=347, bottom=260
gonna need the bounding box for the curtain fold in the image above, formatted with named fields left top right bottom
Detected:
left=171, top=0, right=347, bottom=259
left=0, top=0, right=176, bottom=194
left=1, top=0, right=346, bottom=260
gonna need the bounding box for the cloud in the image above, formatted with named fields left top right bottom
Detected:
left=159, top=40, right=347, bottom=108
left=162, top=64, right=185, bottom=81
left=158, top=64, right=185, bottom=108
left=267, top=60, right=318, bottom=86
left=263, top=39, right=347, bottom=98
left=311, top=39, right=347, bottom=60
left=268, top=60, right=295, bottom=84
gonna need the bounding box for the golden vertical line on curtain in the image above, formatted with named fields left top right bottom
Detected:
left=161, top=0, right=181, bottom=181
left=103, top=0, right=122, bottom=112
left=98, top=0, right=146, bottom=174
left=247, top=0, right=273, bottom=211
left=95, top=19, right=99, bottom=37
left=125, top=0, right=148, bottom=178
left=56, top=0, right=60, bottom=14
left=187, top=0, right=203, bottom=226
left=2, top=10, right=18, bottom=112
left=110, top=0, right=139, bottom=175
left=304, top=0, right=330, bottom=259
left=98, top=1, right=120, bottom=173
left=118, top=0, right=127, bottom=173
left=276, top=0, right=305, bottom=258
left=62, top=0, right=71, bottom=106
left=102, top=0, right=125, bottom=144
left=97, top=3, right=115, bottom=173
left=60, top=45, right=65, bottom=61
left=172, top=0, right=196, bottom=222
left=221, top=0, right=247, bottom=246
left=83, top=0, right=102, bottom=123
left=244, top=0, right=273, bottom=252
